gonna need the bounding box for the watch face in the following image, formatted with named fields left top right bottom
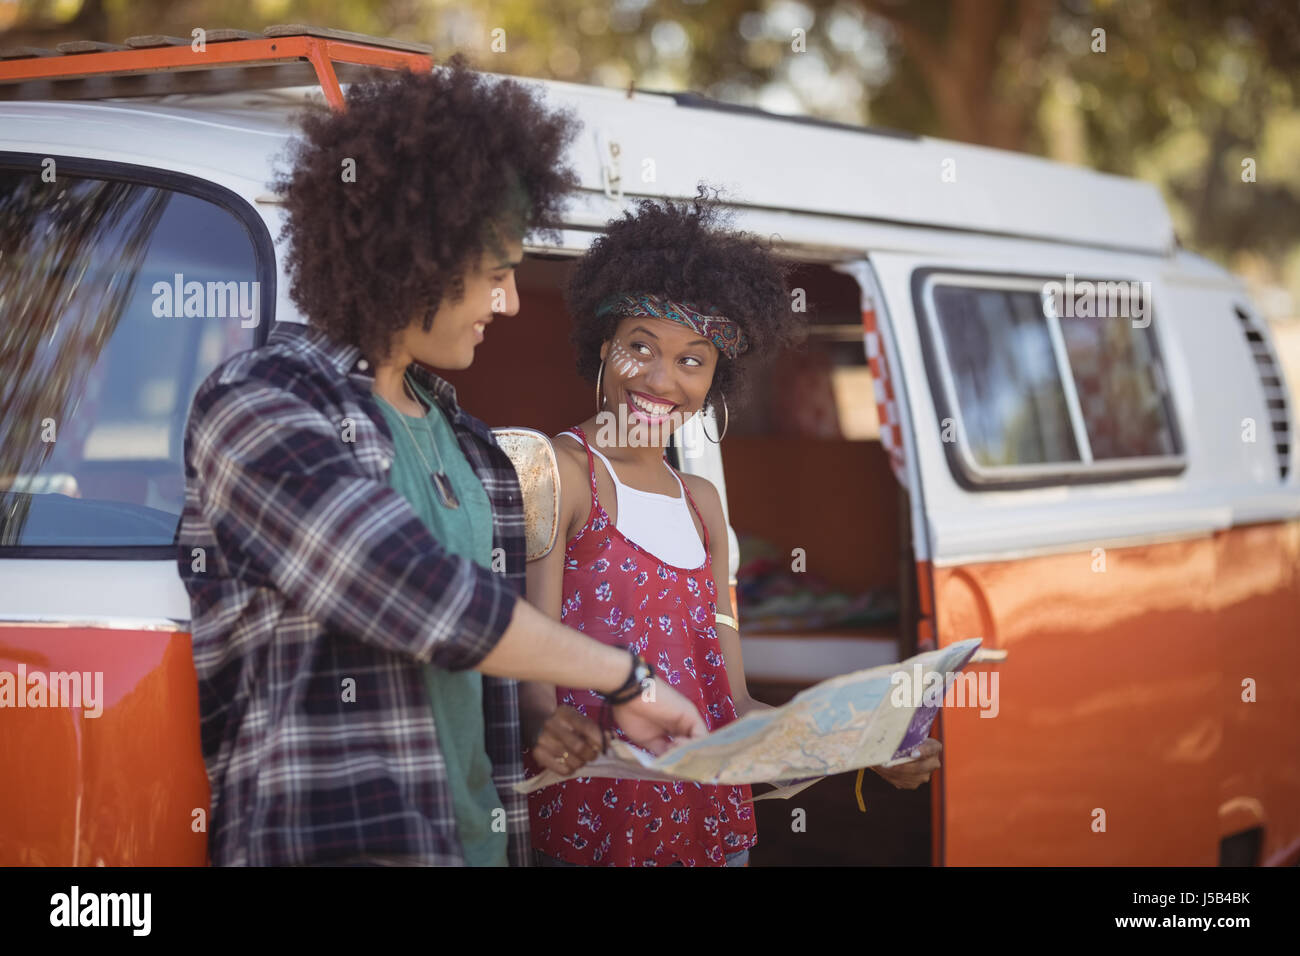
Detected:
left=609, top=655, right=654, bottom=702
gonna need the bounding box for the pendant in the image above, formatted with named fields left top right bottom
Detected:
left=432, top=471, right=460, bottom=509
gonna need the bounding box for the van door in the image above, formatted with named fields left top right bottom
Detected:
left=857, top=251, right=1223, bottom=865
left=0, top=154, right=274, bottom=864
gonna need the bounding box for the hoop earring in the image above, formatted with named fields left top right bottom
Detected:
left=702, top=394, right=729, bottom=443
left=595, top=359, right=607, bottom=413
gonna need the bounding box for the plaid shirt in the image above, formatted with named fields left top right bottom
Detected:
left=178, top=321, right=530, bottom=866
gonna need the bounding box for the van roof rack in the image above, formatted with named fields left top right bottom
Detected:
left=0, top=24, right=433, bottom=109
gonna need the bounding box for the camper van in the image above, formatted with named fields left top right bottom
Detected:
left=1, top=27, right=1296, bottom=867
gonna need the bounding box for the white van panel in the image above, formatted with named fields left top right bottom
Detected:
left=0, top=561, right=190, bottom=625
left=5, top=92, right=1285, bottom=571
left=528, top=81, right=1175, bottom=254
left=0, top=101, right=279, bottom=200
left=5, top=83, right=1175, bottom=254
left=868, top=250, right=1298, bottom=566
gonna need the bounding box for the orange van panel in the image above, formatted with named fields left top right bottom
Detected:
left=0, top=625, right=209, bottom=865
left=932, top=522, right=1299, bottom=865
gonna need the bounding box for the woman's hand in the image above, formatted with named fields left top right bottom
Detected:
left=870, top=738, right=942, bottom=790
left=531, top=705, right=604, bottom=776
left=611, top=680, right=708, bottom=755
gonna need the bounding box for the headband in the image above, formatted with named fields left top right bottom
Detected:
left=595, top=292, right=749, bottom=360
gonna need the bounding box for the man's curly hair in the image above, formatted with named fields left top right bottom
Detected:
left=274, top=56, right=580, bottom=361
left=568, top=187, right=799, bottom=411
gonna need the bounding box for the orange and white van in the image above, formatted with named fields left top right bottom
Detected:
left=1, top=26, right=1295, bottom=866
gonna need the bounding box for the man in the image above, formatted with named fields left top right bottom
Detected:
left=178, top=59, right=704, bottom=867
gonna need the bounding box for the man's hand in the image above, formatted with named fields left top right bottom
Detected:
left=611, top=679, right=707, bottom=755
left=531, top=705, right=604, bottom=776
left=870, top=738, right=942, bottom=790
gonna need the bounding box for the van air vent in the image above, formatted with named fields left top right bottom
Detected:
left=1234, top=306, right=1291, bottom=480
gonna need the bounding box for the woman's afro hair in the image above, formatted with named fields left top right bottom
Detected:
left=567, top=186, right=800, bottom=411
left=274, top=55, right=580, bottom=361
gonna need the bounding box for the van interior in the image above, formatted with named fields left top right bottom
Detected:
left=443, top=253, right=932, bottom=865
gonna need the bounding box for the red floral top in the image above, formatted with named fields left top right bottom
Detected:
left=527, top=427, right=758, bottom=866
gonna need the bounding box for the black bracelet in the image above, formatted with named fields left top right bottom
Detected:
left=596, top=653, right=654, bottom=754
left=601, top=652, right=654, bottom=706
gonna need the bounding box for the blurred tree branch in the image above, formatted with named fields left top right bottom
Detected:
left=0, top=0, right=108, bottom=49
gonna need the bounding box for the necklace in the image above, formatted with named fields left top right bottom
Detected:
left=382, top=372, right=460, bottom=510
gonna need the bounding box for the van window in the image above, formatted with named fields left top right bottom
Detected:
left=0, top=160, right=271, bottom=552
left=917, top=272, right=1182, bottom=485
left=1058, top=316, right=1178, bottom=459
left=931, top=285, right=1080, bottom=467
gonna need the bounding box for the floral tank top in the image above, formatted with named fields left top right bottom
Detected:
left=527, top=426, right=757, bottom=865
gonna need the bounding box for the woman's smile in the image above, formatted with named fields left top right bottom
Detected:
left=626, top=389, right=679, bottom=423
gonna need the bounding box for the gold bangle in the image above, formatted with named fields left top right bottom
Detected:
left=715, top=613, right=738, bottom=631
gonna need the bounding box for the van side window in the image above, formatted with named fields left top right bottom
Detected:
left=1058, top=316, right=1178, bottom=459
left=917, top=272, right=1183, bottom=486
left=0, top=161, right=271, bottom=552
left=931, top=285, right=1080, bottom=467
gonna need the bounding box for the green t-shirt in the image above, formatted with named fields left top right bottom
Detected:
left=375, top=378, right=506, bottom=867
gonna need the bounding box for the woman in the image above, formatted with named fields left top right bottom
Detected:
left=521, top=189, right=802, bottom=866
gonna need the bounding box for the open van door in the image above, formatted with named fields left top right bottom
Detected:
left=847, top=251, right=1235, bottom=865
left=835, top=260, right=934, bottom=655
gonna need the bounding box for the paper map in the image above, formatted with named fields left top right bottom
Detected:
left=515, top=637, right=983, bottom=800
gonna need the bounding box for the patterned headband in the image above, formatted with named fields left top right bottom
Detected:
left=595, top=292, right=749, bottom=360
